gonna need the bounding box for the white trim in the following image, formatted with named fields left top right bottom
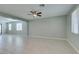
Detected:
left=66, top=39, right=79, bottom=53
left=29, top=35, right=66, bottom=40
left=30, top=35, right=79, bottom=53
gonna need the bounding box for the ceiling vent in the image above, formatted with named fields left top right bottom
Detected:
left=39, top=4, right=45, bottom=7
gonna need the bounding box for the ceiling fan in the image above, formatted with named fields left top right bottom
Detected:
left=28, top=11, right=42, bottom=17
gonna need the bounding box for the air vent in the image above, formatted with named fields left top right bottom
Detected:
left=39, top=4, right=45, bottom=7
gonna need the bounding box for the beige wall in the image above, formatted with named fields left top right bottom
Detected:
left=29, top=16, right=67, bottom=39
left=67, top=5, right=79, bottom=53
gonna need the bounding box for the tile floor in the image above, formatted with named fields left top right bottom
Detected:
left=0, top=35, right=77, bottom=54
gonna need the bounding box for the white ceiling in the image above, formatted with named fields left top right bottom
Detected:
left=0, top=4, right=74, bottom=20
left=0, top=16, right=20, bottom=23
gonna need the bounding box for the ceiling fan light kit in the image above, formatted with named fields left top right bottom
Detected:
left=27, top=4, right=45, bottom=18
left=28, top=10, right=42, bottom=17
left=33, top=14, right=37, bottom=17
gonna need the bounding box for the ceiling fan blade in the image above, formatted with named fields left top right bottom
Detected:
left=30, top=11, right=37, bottom=14
left=37, top=12, right=42, bottom=14
left=37, top=14, right=42, bottom=17
left=30, top=11, right=33, bottom=13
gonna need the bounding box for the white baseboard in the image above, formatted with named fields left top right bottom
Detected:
left=30, top=35, right=79, bottom=53
left=67, top=39, right=79, bottom=53
left=30, top=35, right=66, bottom=40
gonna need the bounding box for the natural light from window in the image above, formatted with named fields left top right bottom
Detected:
left=8, top=24, right=12, bottom=31
left=16, top=23, right=22, bottom=31
left=71, top=8, right=79, bottom=34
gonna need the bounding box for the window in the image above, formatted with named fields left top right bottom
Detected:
left=0, top=24, right=2, bottom=34
left=71, top=8, right=79, bottom=34
left=8, top=24, right=12, bottom=31
left=16, top=23, right=22, bottom=31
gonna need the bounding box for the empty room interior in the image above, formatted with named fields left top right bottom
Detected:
left=0, top=4, right=79, bottom=54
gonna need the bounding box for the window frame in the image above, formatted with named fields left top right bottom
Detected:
left=16, top=23, right=22, bottom=31
left=8, top=23, right=12, bottom=31
left=71, top=8, right=79, bottom=34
